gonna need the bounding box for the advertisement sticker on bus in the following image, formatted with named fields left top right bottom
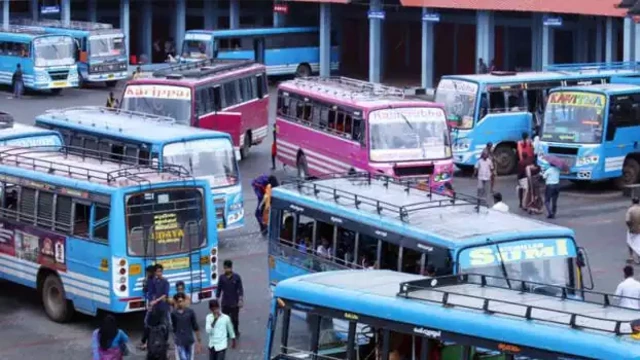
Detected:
left=0, top=222, right=67, bottom=272
left=152, top=213, right=184, bottom=244
left=124, top=85, right=192, bottom=100
left=185, top=33, right=213, bottom=41
left=458, top=238, right=576, bottom=268
left=547, top=92, right=605, bottom=108
left=369, top=107, right=450, bottom=162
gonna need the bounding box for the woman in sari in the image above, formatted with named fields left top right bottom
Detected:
left=524, top=163, right=544, bottom=215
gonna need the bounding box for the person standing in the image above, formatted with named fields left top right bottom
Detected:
left=615, top=265, right=640, bottom=309
left=477, top=58, right=488, bottom=74
left=215, top=260, right=244, bottom=338
left=473, top=151, right=494, bottom=206
left=92, top=315, right=130, bottom=360
left=206, top=300, right=236, bottom=360
left=517, top=132, right=534, bottom=163
left=142, top=308, right=170, bottom=360
left=542, top=163, right=560, bottom=219
left=626, top=197, right=640, bottom=264
left=171, top=293, right=202, bottom=360
left=12, top=64, right=23, bottom=99
left=271, top=126, right=277, bottom=170
left=147, top=264, right=171, bottom=326
left=517, top=153, right=532, bottom=209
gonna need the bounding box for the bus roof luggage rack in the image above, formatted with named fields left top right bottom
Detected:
left=397, top=273, right=640, bottom=336
left=11, top=19, right=114, bottom=31
left=610, top=75, right=640, bottom=85
left=0, top=25, right=46, bottom=35
left=0, top=145, right=193, bottom=186
left=152, top=58, right=255, bottom=79
left=284, top=172, right=484, bottom=222
left=45, top=106, right=177, bottom=127
left=0, top=112, right=15, bottom=130
left=544, top=61, right=640, bottom=74
left=292, top=76, right=409, bottom=100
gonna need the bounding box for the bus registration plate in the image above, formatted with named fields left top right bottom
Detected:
left=52, top=81, right=67, bottom=87
left=217, top=223, right=224, bottom=230
left=108, top=74, right=115, bottom=79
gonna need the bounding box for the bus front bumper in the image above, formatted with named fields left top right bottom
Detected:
left=86, top=71, right=129, bottom=82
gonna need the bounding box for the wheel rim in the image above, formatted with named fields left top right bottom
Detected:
left=46, top=283, right=64, bottom=316
left=494, top=152, right=512, bottom=173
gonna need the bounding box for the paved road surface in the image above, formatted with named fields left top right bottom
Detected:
left=0, top=83, right=632, bottom=359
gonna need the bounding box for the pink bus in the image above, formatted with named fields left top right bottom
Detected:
left=120, top=59, right=269, bottom=160
left=275, top=77, right=454, bottom=189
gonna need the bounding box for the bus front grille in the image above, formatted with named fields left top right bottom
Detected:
left=48, top=70, right=69, bottom=80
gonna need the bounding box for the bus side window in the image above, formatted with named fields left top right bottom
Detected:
left=1, top=182, right=18, bottom=218
left=70, top=134, right=84, bottom=148
left=357, top=234, right=379, bottom=269
left=279, top=210, right=295, bottom=244
left=401, top=247, right=424, bottom=274
left=212, top=86, right=222, bottom=111
left=55, top=195, right=72, bottom=233
left=319, top=108, right=329, bottom=129
left=343, top=115, right=352, bottom=138
left=138, top=148, right=150, bottom=165
left=380, top=241, right=400, bottom=271
left=287, top=99, right=298, bottom=118
left=312, top=106, right=321, bottom=127
left=36, top=191, right=55, bottom=230
left=352, top=118, right=364, bottom=143
left=84, top=137, right=99, bottom=153
left=295, top=100, right=305, bottom=120
left=335, top=227, right=356, bottom=266
left=607, top=95, right=638, bottom=141
left=92, top=204, right=110, bottom=243
left=256, top=75, right=265, bottom=98
left=111, top=143, right=125, bottom=161
left=296, top=215, right=315, bottom=251
left=18, top=187, right=36, bottom=224
left=125, top=146, right=138, bottom=162
left=335, top=112, right=345, bottom=132
left=73, top=201, right=91, bottom=237
left=303, top=102, right=313, bottom=122
left=488, top=91, right=506, bottom=113
left=327, top=108, right=337, bottom=130
left=260, top=73, right=268, bottom=98
left=315, top=220, right=334, bottom=258
left=507, top=90, right=525, bottom=112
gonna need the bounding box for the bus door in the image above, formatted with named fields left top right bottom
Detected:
left=196, top=85, right=243, bottom=151
left=253, top=38, right=265, bottom=64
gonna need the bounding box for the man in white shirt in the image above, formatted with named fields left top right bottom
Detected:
left=316, top=238, right=332, bottom=259
left=615, top=265, right=640, bottom=309
left=473, top=150, right=494, bottom=206
left=491, top=192, right=509, bottom=213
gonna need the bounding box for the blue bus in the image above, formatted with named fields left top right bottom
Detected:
left=0, top=144, right=218, bottom=322
left=0, top=112, right=63, bottom=147
left=35, top=106, right=244, bottom=231
left=435, top=62, right=640, bottom=175
left=12, top=19, right=128, bottom=87
left=0, top=27, right=78, bottom=93
left=179, top=27, right=340, bottom=77
left=266, top=270, right=640, bottom=360
left=268, top=174, right=593, bottom=297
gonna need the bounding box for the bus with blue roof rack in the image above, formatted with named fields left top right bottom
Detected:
left=268, top=172, right=594, bottom=298
left=0, top=144, right=219, bottom=322
left=435, top=62, right=640, bottom=175
left=11, top=19, right=127, bottom=87
left=0, top=26, right=78, bottom=93
left=179, top=27, right=340, bottom=77
left=266, top=270, right=640, bottom=360
left=35, top=106, right=244, bottom=232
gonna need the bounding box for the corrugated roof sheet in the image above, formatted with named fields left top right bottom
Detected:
left=399, top=0, right=626, bottom=17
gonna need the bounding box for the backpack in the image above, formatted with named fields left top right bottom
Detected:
left=147, top=324, right=168, bottom=357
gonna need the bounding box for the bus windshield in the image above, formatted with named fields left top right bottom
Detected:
left=368, top=107, right=450, bottom=162
left=163, top=138, right=239, bottom=188
left=121, top=84, right=192, bottom=124
left=126, top=188, right=206, bottom=257
left=541, top=91, right=605, bottom=144
left=181, top=40, right=211, bottom=59
left=434, top=79, right=478, bottom=129
left=458, top=238, right=575, bottom=292
left=33, top=36, right=75, bottom=67
left=89, top=35, right=125, bottom=58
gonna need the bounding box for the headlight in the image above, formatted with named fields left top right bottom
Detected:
left=453, top=140, right=471, bottom=152
left=576, top=155, right=599, bottom=167
left=229, top=202, right=243, bottom=211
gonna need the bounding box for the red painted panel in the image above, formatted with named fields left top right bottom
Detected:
left=457, top=24, right=476, bottom=75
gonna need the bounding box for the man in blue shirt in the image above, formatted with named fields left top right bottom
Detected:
left=147, top=264, right=171, bottom=322
left=542, top=164, right=561, bottom=219
left=216, top=260, right=244, bottom=337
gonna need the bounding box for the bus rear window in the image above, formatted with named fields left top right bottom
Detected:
left=126, top=188, right=205, bottom=257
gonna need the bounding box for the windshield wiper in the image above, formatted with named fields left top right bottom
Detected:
left=486, top=237, right=511, bottom=289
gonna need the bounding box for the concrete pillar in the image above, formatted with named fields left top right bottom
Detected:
left=31, top=0, right=38, bottom=21
left=635, top=22, right=640, bottom=63
left=475, top=11, right=494, bottom=73
left=606, top=17, right=614, bottom=63
left=175, top=0, right=186, bottom=58
left=2, top=0, right=8, bottom=31
left=420, top=7, right=434, bottom=89
left=542, top=15, right=554, bottom=69
left=319, top=3, right=331, bottom=77
left=120, top=0, right=130, bottom=60
left=624, top=16, right=635, bottom=62
left=595, top=19, right=603, bottom=63
left=368, top=0, right=382, bottom=83
left=61, top=0, right=71, bottom=26
left=531, top=14, right=541, bottom=71
left=87, top=0, right=97, bottom=22
left=230, top=0, right=239, bottom=29
left=204, top=0, right=217, bottom=29
left=141, top=0, right=152, bottom=63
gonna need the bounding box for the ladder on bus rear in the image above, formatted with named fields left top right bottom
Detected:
left=187, top=217, right=203, bottom=304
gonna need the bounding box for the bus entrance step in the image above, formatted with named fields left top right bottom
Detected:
left=622, top=184, right=640, bottom=198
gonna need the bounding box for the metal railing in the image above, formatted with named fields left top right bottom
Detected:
left=291, top=76, right=409, bottom=101
left=152, top=58, right=255, bottom=78
left=45, top=106, right=177, bottom=127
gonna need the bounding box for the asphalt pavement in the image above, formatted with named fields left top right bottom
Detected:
left=0, top=82, right=633, bottom=359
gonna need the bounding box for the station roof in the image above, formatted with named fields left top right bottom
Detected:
left=291, top=0, right=626, bottom=17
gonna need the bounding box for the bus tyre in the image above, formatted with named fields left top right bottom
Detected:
left=297, top=153, right=309, bottom=179
left=240, top=131, right=251, bottom=160
left=493, top=145, right=517, bottom=175
left=42, top=274, right=73, bottom=323
left=106, top=80, right=118, bottom=88
left=615, top=158, right=640, bottom=189
left=295, top=64, right=311, bottom=78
